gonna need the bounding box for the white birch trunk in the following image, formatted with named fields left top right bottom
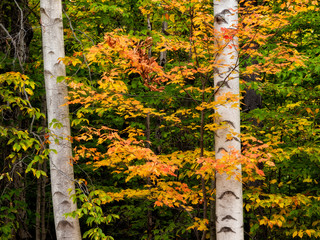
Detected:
left=214, top=0, right=243, bottom=239
left=40, top=0, right=81, bottom=239
left=159, top=20, right=168, bottom=67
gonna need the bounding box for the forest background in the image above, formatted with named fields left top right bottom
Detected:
left=0, top=0, right=320, bottom=239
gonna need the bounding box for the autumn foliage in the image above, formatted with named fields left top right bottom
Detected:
left=62, top=0, right=320, bottom=238
left=1, top=0, right=320, bottom=239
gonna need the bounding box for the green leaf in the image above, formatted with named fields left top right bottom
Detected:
left=7, top=138, right=15, bottom=145
left=12, top=143, right=21, bottom=152
left=57, top=76, right=66, bottom=82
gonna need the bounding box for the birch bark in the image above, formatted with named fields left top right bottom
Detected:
left=40, top=0, right=81, bottom=239
left=214, top=0, right=243, bottom=239
left=159, top=20, right=168, bottom=67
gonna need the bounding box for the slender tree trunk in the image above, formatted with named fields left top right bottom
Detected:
left=35, top=160, right=49, bottom=240
left=37, top=93, right=48, bottom=240
left=146, top=113, right=154, bottom=240
left=159, top=20, right=168, bottom=67
left=14, top=161, right=31, bottom=239
left=36, top=162, right=42, bottom=240
left=40, top=0, right=81, bottom=239
left=35, top=161, right=48, bottom=240
left=214, top=0, right=243, bottom=240
left=209, top=179, right=216, bottom=240
left=200, top=82, right=207, bottom=240
left=147, top=14, right=152, bottom=58
left=41, top=93, right=48, bottom=240
left=41, top=159, right=48, bottom=240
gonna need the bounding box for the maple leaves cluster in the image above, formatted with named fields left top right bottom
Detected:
left=104, top=34, right=167, bottom=91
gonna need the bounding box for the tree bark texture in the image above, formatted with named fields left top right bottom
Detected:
left=40, top=0, right=81, bottom=239
left=214, top=0, right=243, bottom=239
left=159, top=20, right=168, bottom=67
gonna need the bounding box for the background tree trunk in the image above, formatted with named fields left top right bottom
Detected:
left=214, top=0, right=243, bottom=239
left=40, top=0, right=81, bottom=239
left=36, top=95, right=48, bottom=240
left=159, top=20, right=168, bottom=67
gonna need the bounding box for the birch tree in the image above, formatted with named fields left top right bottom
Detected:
left=214, top=0, right=243, bottom=239
left=40, top=0, right=81, bottom=239
left=159, top=19, right=168, bottom=67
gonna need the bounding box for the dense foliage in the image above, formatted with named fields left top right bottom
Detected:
left=0, top=0, right=319, bottom=239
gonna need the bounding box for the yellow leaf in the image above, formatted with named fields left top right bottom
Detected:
left=303, top=177, right=312, bottom=183
left=24, top=88, right=34, bottom=95
left=306, top=108, right=312, bottom=114
left=312, top=220, right=320, bottom=227
left=298, top=230, right=303, bottom=238
left=180, top=6, right=186, bottom=13
left=245, top=204, right=250, bottom=211
left=169, top=14, right=175, bottom=23
left=305, top=230, right=311, bottom=237
left=293, top=231, right=298, bottom=238
left=196, top=106, right=204, bottom=111
left=231, top=102, right=239, bottom=108
left=270, top=179, right=277, bottom=184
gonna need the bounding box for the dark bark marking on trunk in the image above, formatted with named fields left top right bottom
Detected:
left=217, top=80, right=231, bottom=88
left=213, top=66, right=220, bottom=74
left=225, top=137, right=240, bottom=142
left=218, top=227, right=236, bottom=233
left=221, top=120, right=235, bottom=128
left=218, top=190, right=239, bottom=199
left=214, top=131, right=220, bottom=138
left=217, top=147, right=227, bottom=153
left=222, top=215, right=236, bottom=221
left=56, top=220, right=73, bottom=230
left=215, top=9, right=232, bottom=25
